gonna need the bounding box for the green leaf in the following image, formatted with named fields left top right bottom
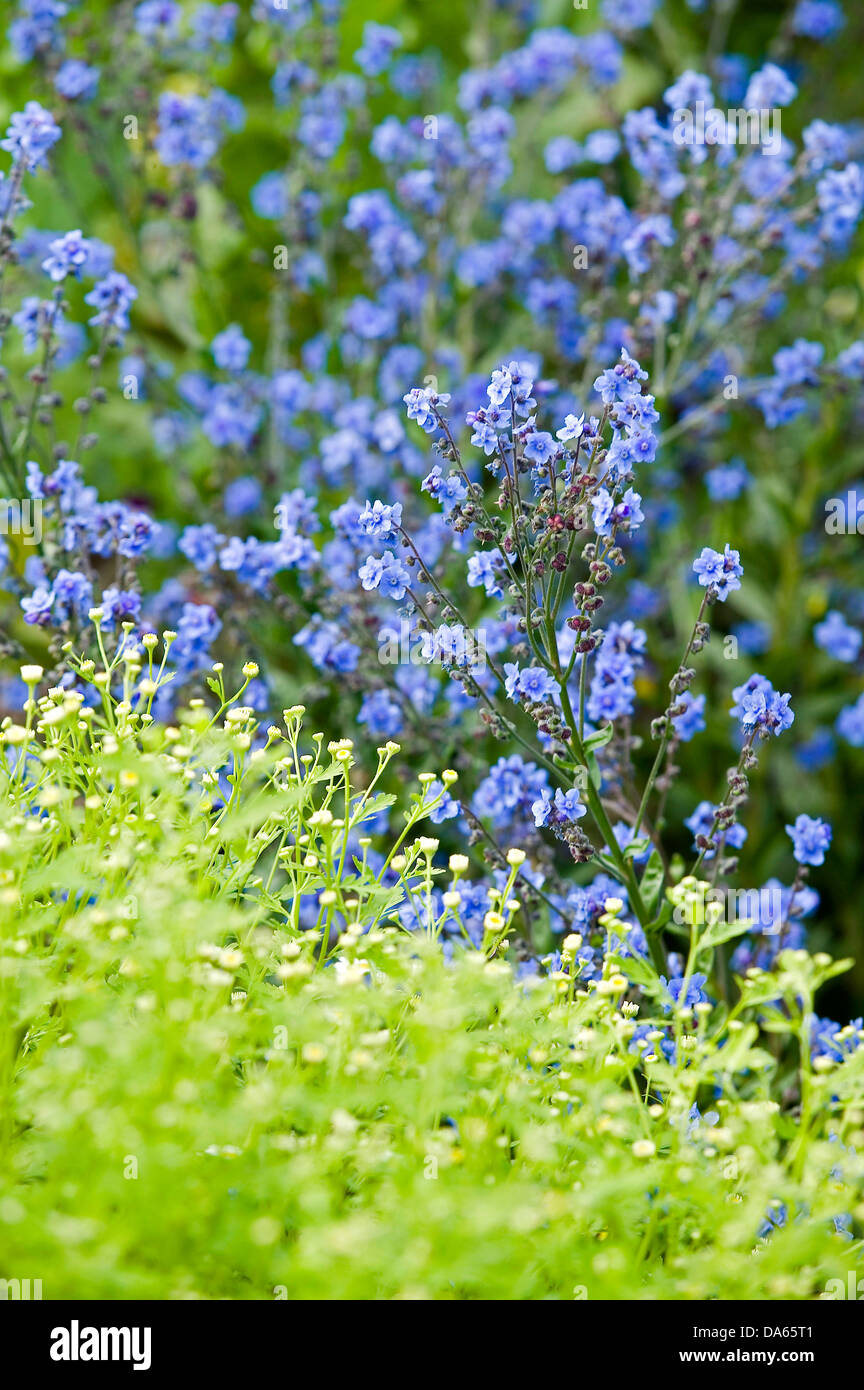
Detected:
left=594, top=852, right=625, bottom=878
left=584, top=723, right=614, bottom=752
left=195, top=183, right=247, bottom=272
left=351, top=792, right=397, bottom=826
left=638, top=850, right=665, bottom=916
left=608, top=952, right=658, bottom=990
left=699, top=917, right=751, bottom=950
left=623, top=836, right=652, bottom=860
left=814, top=957, right=854, bottom=986
left=647, top=899, right=673, bottom=935
left=734, top=974, right=784, bottom=1008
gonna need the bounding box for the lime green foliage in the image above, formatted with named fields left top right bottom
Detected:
left=0, top=638, right=862, bottom=1299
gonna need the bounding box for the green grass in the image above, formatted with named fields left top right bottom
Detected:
left=0, top=640, right=862, bottom=1299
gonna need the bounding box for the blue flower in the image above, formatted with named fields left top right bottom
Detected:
left=684, top=801, right=747, bottom=858
left=685, top=1102, right=720, bottom=1139
left=671, top=691, right=706, bottom=741
left=587, top=671, right=635, bottom=722
left=504, top=664, right=557, bottom=704
left=523, top=431, right=557, bottom=468
left=735, top=680, right=794, bottom=738
left=467, top=550, right=503, bottom=599
left=274, top=489, right=319, bottom=536
left=556, top=413, right=584, bottom=442
left=622, top=213, right=675, bottom=277
left=814, top=610, right=861, bottom=663
left=168, top=602, right=221, bottom=678
left=134, top=1, right=181, bottom=39
left=357, top=689, right=403, bottom=738
left=224, top=477, right=262, bottom=518
left=2, top=101, right=62, bottom=171
left=629, top=1025, right=675, bottom=1064
left=357, top=499, right=403, bottom=542
left=817, top=163, right=864, bottom=244
left=473, top=755, right=549, bottom=831
left=422, top=466, right=469, bottom=511
left=54, top=61, right=100, bottom=101
left=251, top=171, right=288, bottom=220
left=404, top=386, right=445, bottom=433
left=420, top=623, right=478, bottom=668
left=585, top=130, right=620, bottom=163
left=773, top=338, right=824, bottom=387
left=544, top=136, right=582, bottom=174
left=791, top=0, right=844, bottom=39
left=211, top=323, right=251, bottom=373
left=13, top=297, right=61, bottom=354
left=294, top=617, right=359, bottom=674
left=591, top=490, right=615, bottom=536
left=84, top=272, right=138, bottom=335
left=468, top=417, right=500, bottom=456
left=532, top=786, right=586, bottom=828
left=692, top=544, right=743, bottom=600
left=661, top=972, right=709, bottom=1012
left=811, top=1016, right=863, bottom=1062
left=21, top=585, right=55, bottom=626
left=837, top=692, right=864, bottom=746
left=98, top=587, right=141, bottom=628
left=803, top=120, right=849, bottom=173
left=585, top=622, right=646, bottom=725
left=179, top=524, right=225, bottom=572
left=53, top=569, right=93, bottom=620
left=663, top=70, right=713, bottom=110
left=592, top=486, right=644, bottom=538
left=704, top=461, right=749, bottom=501
left=190, top=2, right=239, bottom=48
left=785, top=814, right=832, bottom=866
left=154, top=90, right=238, bottom=169
left=593, top=349, right=648, bottom=405
left=757, top=1202, right=788, bottom=1240
left=487, top=366, right=513, bottom=407
left=358, top=552, right=411, bottom=601
left=421, top=780, right=460, bottom=824
left=354, top=21, right=402, bottom=77
left=744, top=63, right=797, bottom=109
left=41, top=230, right=91, bottom=282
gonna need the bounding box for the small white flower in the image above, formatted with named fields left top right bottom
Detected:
left=632, top=1139, right=656, bottom=1158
